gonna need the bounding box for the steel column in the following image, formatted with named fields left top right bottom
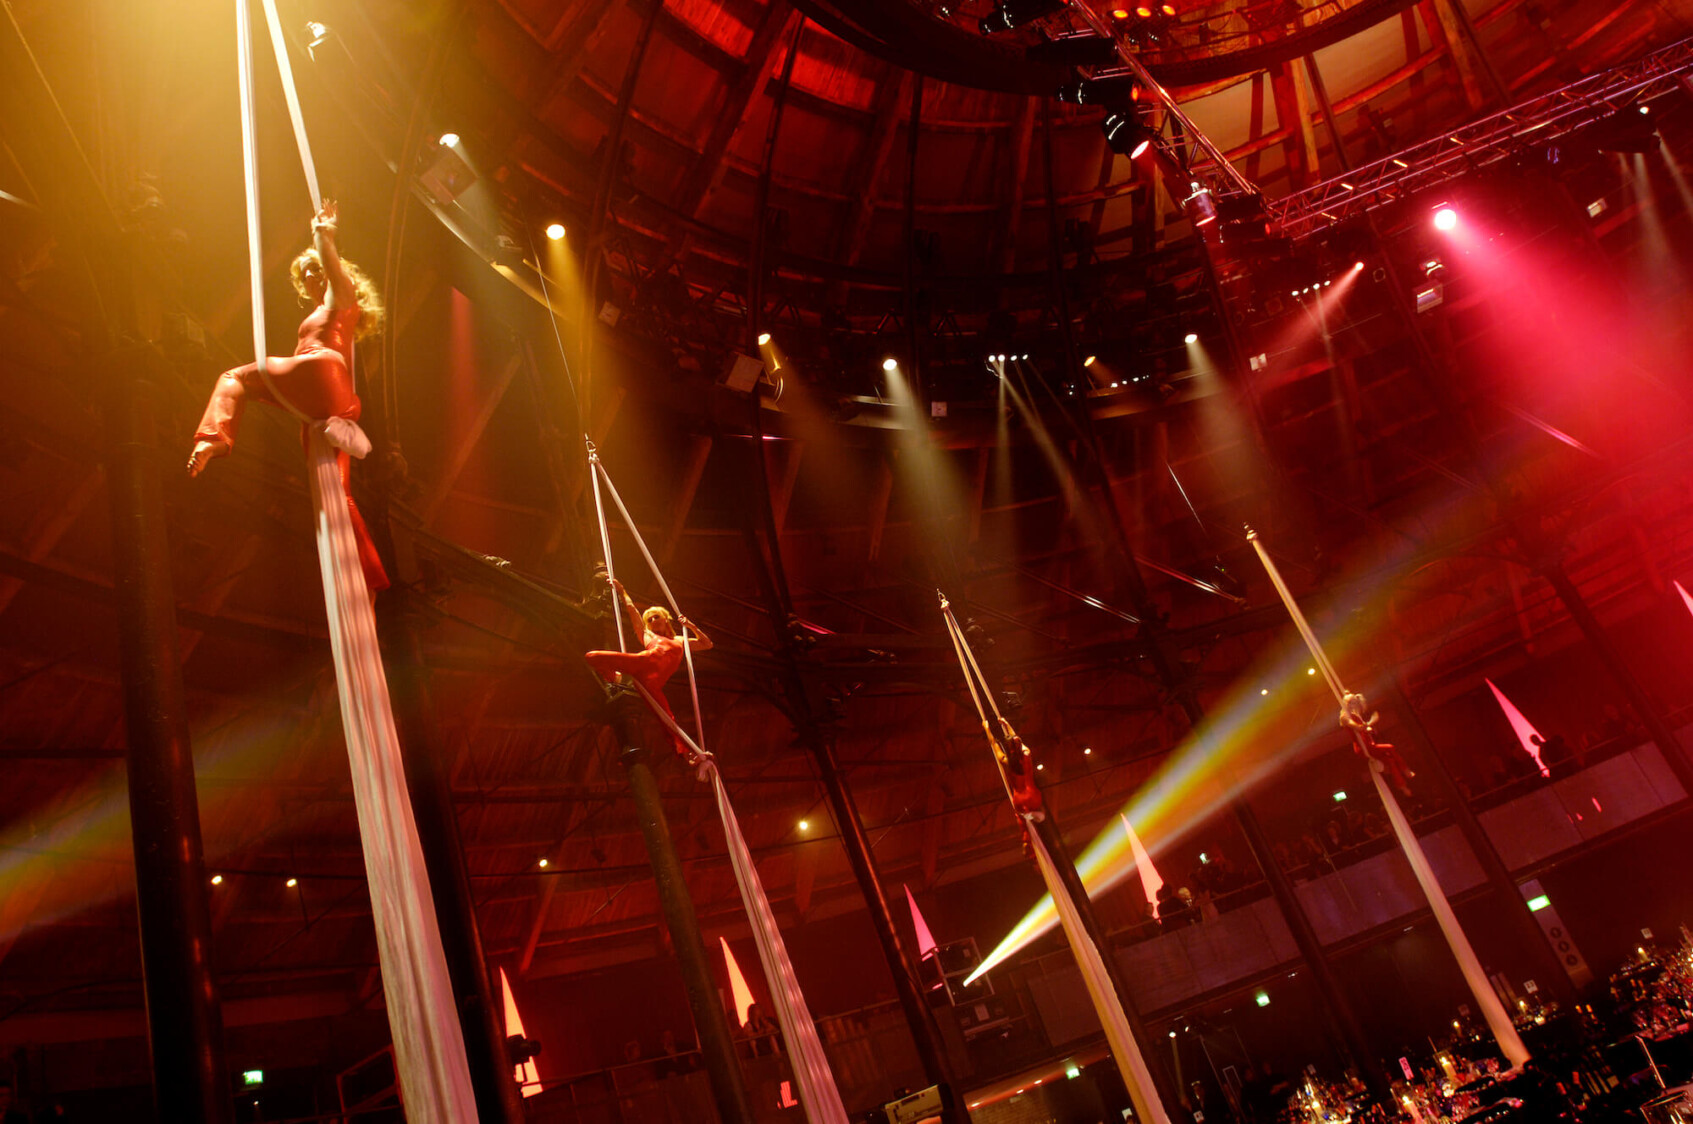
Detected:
left=613, top=693, right=755, bottom=1124
left=377, top=588, right=527, bottom=1124
left=108, top=368, right=234, bottom=1124
left=1385, top=678, right=1579, bottom=1003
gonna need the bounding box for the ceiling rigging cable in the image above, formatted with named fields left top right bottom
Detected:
left=1246, top=527, right=1530, bottom=1068
left=233, top=0, right=479, bottom=1117
left=938, top=593, right=1171, bottom=1124
left=584, top=443, right=852, bottom=1124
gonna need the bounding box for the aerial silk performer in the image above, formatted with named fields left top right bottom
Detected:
left=187, top=1, right=479, bottom=1118
left=583, top=443, right=851, bottom=1124
left=938, top=594, right=1170, bottom=1124
left=1246, top=527, right=1530, bottom=1069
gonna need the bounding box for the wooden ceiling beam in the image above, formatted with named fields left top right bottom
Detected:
left=677, top=3, right=798, bottom=220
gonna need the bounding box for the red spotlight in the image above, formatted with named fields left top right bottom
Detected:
left=1353, top=260, right=1364, bottom=271
left=1432, top=206, right=1458, bottom=231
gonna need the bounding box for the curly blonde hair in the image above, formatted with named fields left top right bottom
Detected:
left=291, top=249, right=386, bottom=340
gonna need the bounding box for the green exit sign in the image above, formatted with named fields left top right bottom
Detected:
left=242, top=1070, right=264, bottom=1087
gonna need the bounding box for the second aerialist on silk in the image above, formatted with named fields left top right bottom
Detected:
left=586, top=577, right=713, bottom=756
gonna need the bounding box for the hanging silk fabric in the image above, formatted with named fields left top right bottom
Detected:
left=938, top=596, right=1170, bottom=1124
left=1246, top=528, right=1530, bottom=1069
left=234, top=2, right=479, bottom=1118
left=587, top=444, right=851, bottom=1124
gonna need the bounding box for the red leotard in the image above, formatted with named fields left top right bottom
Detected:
left=585, top=632, right=691, bottom=755
left=195, top=302, right=389, bottom=591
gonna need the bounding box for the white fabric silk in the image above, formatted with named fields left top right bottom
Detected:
left=307, top=429, right=481, bottom=1122
left=1026, top=822, right=1171, bottom=1124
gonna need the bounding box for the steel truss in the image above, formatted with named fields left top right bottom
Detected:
left=1269, top=35, right=1693, bottom=238
left=1064, top=1, right=1263, bottom=202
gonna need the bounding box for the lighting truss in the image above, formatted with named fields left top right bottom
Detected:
left=1064, top=0, right=1262, bottom=205
left=1269, top=34, right=1693, bottom=239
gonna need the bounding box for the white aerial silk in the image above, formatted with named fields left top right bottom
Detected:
left=1247, top=529, right=1530, bottom=1069
left=588, top=448, right=851, bottom=1124
left=236, top=1, right=480, bottom=1117
left=938, top=599, right=1170, bottom=1124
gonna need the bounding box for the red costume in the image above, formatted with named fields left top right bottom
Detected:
left=195, top=302, right=389, bottom=591
left=586, top=631, right=690, bottom=756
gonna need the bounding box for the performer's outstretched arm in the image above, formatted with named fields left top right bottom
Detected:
left=609, top=578, right=646, bottom=642
left=313, top=201, right=358, bottom=312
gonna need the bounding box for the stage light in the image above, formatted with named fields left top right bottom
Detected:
left=1083, top=746, right=1092, bottom=755
left=305, top=21, right=329, bottom=49
left=978, top=0, right=1063, bottom=34
left=1255, top=991, right=1271, bottom=1007
left=1184, top=332, right=1198, bottom=344
left=1640, top=104, right=1651, bottom=114
left=1035, top=763, right=1044, bottom=771
left=438, top=132, right=460, bottom=148
left=1111, top=6, right=1131, bottom=15
left=1056, top=75, right=1139, bottom=105
left=882, top=357, right=898, bottom=371
left=1136, top=5, right=1153, bottom=15
left=1083, top=355, right=1097, bottom=367
left=1433, top=206, right=1458, bottom=231
left=1307, top=666, right=1316, bottom=675
left=537, top=857, right=549, bottom=868
left=1353, top=260, right=1365, bottom=271
left=544, top=222, right=566, bottom=241
left=210, top=874, right=223, bottom=886
left=1168, top=1030, right=1177, bottom=1038
left=1260, top=688, right=1269, bottom=696
left=1184, top=182, right=1218, bottom=226
left=1102, top=111, right=1154, bottom=158
left=285, top=877, right=299, bottom=888
left=1160, top=3, right=1176, bottom=12
left=798, top=819, right=809, bottom=831
left=757, top=332, right=772, bottom=345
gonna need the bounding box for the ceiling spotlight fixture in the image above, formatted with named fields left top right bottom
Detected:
left=285, top=877, right=299, bottom=888
left=538, top=857, right=549, bottom=868
left=1056, top=74, right=1140, bottom=106
left=1102, top=110, right=1155, bottom=159
left=1083, top=355, right=1097, bottom=367
left=882, top=357, right=898, bottom=371
left=1184, top=332, right=1198, bottom=344
left=978, top=0, right=1064, bottom=34
left=210, top=874, right=224, bottom=886
left=1110, top=5, right=1131, bottom=15
left=1432, top=205, right=1458, bottom=231
left=757, top=332, right=772, bottom=346
left=437, top=132, right=460, bottom=148
left=1184, top=181, right=1218, bottom=226
left=544, top=222, right=566, bottom=241
left=798, top=819, right=810, bottom=831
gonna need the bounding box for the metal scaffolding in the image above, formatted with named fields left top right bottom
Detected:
left=1269, top=34, right=1693, bottom=238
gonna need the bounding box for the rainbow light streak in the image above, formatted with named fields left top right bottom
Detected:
left=1486, top=679, right=1550, bottom=778
left=968, top=481, right=1502, bottom=984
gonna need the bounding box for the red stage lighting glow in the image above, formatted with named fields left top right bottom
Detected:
left=1433, top=207, right=1458, bottom=231
left=1353, top=260, right=1365, bottom=271
left=1135, top=5, right=1152, bottom=16
left=1110, top=6, right=1131, bottom=16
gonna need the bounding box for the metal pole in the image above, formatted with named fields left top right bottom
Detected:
left=806, top=730, right=962, bottom=1098
left=108, top=366, right=234, bottom=1124
left=1385, top=677, right=1580, bottom=1004
left=1303, top=53, right=1352, bottom=172
left=730, top=421, right=962, bottom=1107
left=613, top=692, right=755, bottom=1124
left=377, top=587, right=527, bottom=1124
left=1029, top=813, right=1182, bottom=1119
left=1540, top=561, right=1693, bottom=796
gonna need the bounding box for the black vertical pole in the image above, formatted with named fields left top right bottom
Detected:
left=806, top=729, right=961, bottom=1098
left=1539, top=562, right=1693, bottom=795
left=1384, top=677, right=1578, bottom=1004
left=377, top=588, right=527, bottom=1124
left=108, top=367, right=234, bottom=1124
left=613, top=693, right=755, bottom=1124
